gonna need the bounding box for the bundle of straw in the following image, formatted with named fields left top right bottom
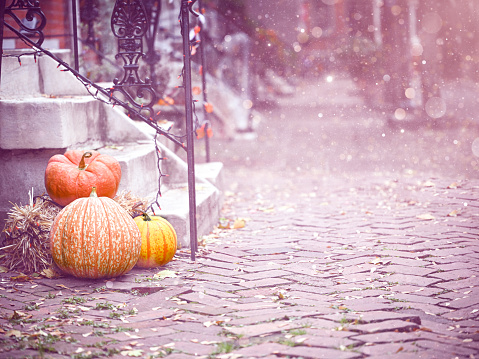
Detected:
left=113, top=190, right=149, bottom=218
left=0, top=190, right=149, bottom=274
left=1, top=190, right=61, bottom=273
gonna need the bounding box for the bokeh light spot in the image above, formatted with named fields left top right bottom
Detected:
left=391, top=5, right=402, bottom=16
left=411, top=42, right=423, bottom=57
left=311, top=27, right=323, bottom=38
left=422, top=12, right=443, bottom=34
left=394, top=108, right=407, bottom=120
left=405, top=88, right=416, bottom=99
left=242, top=99, right=253, bottom=110
left=425, top=97, right=446, bottom=118
left=297, top=32, right=309, bottom=43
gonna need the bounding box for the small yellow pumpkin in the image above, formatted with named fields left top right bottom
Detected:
left=134, top=213, right=177, bottom=268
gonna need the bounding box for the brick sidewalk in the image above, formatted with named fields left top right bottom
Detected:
left=1, top=174, right=478, bottom=358
left=1, top=77, right=479, bottom=358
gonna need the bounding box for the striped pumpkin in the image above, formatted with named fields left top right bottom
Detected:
left=134, top=213, right=177, bottom=268
left=50, top=187, right=141, bottom=279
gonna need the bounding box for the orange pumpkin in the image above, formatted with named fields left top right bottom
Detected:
left=50, top=187, right=141, bottom=279
left=45, top=150, right=121, bottom=207
left=134, top=213, right=177, bottom=268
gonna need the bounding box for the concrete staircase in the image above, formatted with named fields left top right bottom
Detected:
left=0, top=50, right=223, bottom=248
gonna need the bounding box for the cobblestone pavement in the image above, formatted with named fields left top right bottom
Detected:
left=1, top=76, right=479, bottom=358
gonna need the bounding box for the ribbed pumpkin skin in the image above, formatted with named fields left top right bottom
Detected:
left=50, top=193, right=141, bottom=279
left=45, top=150, right=121, bottom=207
left=134, top=215, right=177, bottom=268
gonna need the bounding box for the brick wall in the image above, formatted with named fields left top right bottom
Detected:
left=3, top=0, right=71, bottom=50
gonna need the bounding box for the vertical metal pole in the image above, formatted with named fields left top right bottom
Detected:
left=0, top=0, right=6, bottom=86
left=181, top=0, right=198, bottom=260
left=198, top=0, right=210, bottom=163
left=71, top=0, right=79, bottom=71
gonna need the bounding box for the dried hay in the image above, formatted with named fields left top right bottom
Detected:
left=1, top=190, right=150, bottom=274
left=113, top=190, right=149, bottom=217
left=1, top=190, right=61, bottom=273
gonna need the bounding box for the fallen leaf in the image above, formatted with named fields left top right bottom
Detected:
left=447, top=182, right=459, bottom=189
left=6, top=330, right=23, bottom=338
left=120, top=349, right=143, bottom=357
left=105, top=144, right=124, bottom=150
left=158, top=96, right=174, bottom=106
left=32, top=330, right=49, bottom=337
left=419, top=327, right=432, bottom=332
left=416, top=213, right=435, bottom=220
left=153, top=270, right=177, bottom=280
left=204, top=102, right=213, bottom=113
left=423, top=181, right=435, bottom=187
left=233, top=219, right=246, bottom=229
left=56, top=284, right=71, bottom=290
left=447, top=210, right=460, bottom=217
left=9, top=310, right=31, bottom=320
left=40, top=268, right=62, bottom=278
left=10, top=274, right=31, bottom=282
left=49, top=330, right=65, bottom=337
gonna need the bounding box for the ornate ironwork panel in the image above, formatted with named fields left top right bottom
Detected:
left=110, top=0, right=156, bottom=119
left=5, top=0, right=46, bottom=46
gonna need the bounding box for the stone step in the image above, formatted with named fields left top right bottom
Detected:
left=149, top=162, right=224, bottom=248
left=99, top=143, right=159, bottom=198
left=0, top=95, right=155, bottom=150
left=0, top=50, right=89, bottom=99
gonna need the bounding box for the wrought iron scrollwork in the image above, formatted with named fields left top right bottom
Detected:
left=4, top=0, right=46, bottom=46
left=110, top=0, right=157, bottom=120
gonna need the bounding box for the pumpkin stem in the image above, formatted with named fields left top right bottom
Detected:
left=142, top=212, right=152, bottom=221
left=90, top=187, right=98, bottom=197
left=78, top=152, right=93, bottom=170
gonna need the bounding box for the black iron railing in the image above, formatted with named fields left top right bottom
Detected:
left=0, top=0, right=207, bottom=259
